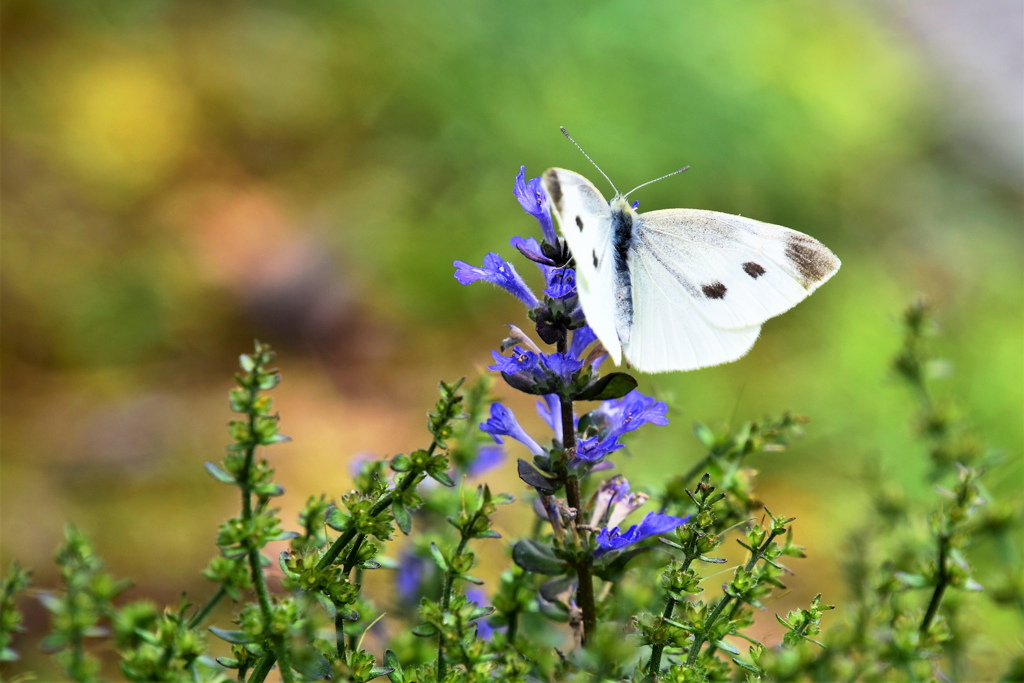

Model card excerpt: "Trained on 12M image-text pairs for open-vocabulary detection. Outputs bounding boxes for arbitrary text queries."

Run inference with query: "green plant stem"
[248,653,275,683]
[920,534,949,635]
[187,585,226,629]
[239,373,291,683]
[255,385,460,680]
[240,413,274,632]
[559,394,597,646]
[645,596,679,679]
[436,506,485,680]
[685,530,781,667]
[646,528,705,678]
[318,432,446,571]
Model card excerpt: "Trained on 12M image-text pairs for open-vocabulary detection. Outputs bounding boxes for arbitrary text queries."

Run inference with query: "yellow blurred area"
[1,0,1021,676]
[52,57,196,197]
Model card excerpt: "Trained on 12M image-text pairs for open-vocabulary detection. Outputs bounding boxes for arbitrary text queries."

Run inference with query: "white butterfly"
[542,164,841,374]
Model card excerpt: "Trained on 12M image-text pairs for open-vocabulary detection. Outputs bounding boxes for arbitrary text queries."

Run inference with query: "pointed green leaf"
[393,500,412,535]
[512,540,567,575]
[428,542,449,572]
[384,650,404,683]
[575,372,637,401]
[204,462,236,484]
[209,627,253,644]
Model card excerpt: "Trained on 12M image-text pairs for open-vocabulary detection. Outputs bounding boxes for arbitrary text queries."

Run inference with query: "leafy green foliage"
[4,309,1020,681]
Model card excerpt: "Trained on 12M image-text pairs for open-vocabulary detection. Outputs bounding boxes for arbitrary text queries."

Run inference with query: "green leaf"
[204,462,236,484]
[209,627,253,644]
[694,423,716,449]
[369,666,397,681]
[384,650,404,683]
[325,508,348,532]
[253,483,285,497]
[428,542,449,572]
[411,623,438,637]
[500,371,547,395]
[430,470,455,487]
[575,372,638,401]
[291,650,332,680]
[517,459,559,493]
[894,572,930,589]
[512,540,568,575]
[714,639,740,655]
[393,500,412,535]
[390,453,411,472]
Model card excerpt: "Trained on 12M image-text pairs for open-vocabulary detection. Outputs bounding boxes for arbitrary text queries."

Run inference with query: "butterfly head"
[610,194,637,213]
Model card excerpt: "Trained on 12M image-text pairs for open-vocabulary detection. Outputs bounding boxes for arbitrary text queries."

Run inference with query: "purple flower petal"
[467,444,505,477]
[544,268,577,300]
[396,548,431,601]
[511,236,556,267]
[570,325,598,359]
[595,389,669,442]
[536,394,563,440]
[480,402,543,456]
[542,352,584,385]
[595,512,689,558]
[575,434,624,463]
[488,346,541,376]
[453,253,539,308]
[514,166,556,244]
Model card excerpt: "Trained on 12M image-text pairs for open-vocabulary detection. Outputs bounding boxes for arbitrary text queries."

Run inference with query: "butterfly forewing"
[634,209,841,330]
[542,168,622,363]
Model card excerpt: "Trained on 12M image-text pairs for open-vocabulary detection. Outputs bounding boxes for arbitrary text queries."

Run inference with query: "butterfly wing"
[633,209,841,330]
[627,239,762,372]
[542,168,622,363]
[623,209,840,373]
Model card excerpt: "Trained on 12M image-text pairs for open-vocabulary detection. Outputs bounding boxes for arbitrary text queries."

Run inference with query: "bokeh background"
[2,0,1022,676]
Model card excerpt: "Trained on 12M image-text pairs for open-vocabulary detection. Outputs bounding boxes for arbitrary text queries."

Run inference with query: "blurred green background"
[2,0,1021,675]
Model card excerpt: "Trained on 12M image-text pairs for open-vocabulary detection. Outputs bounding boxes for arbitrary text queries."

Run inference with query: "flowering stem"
[559,394,597,645]
[685,530,782,667]
[236,376,292,683]
[646,522,704,678]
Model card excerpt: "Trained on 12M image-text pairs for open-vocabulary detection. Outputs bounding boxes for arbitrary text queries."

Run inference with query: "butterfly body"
[542,168,841,373]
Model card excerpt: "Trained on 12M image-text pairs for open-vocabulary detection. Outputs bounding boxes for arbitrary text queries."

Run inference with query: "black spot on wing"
[701,282,727,299]
[575,215,584,231]
[592,251,599,268]
[785,235,833,285]
[743,262,766,279]
[542,169,563,212]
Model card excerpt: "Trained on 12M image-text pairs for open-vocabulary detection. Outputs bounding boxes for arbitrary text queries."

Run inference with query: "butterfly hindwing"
[542,168,622,363]
[634,209,841,331]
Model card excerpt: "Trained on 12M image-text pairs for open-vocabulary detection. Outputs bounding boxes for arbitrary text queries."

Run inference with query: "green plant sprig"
[644,475,727,679]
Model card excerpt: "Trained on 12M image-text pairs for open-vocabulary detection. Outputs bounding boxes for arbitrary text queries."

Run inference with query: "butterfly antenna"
[560,127,619,195]
[623,166,690,198]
